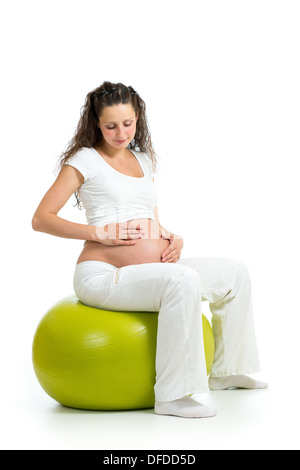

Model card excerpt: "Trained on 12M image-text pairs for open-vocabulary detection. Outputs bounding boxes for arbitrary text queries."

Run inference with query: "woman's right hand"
[95,222,145,246]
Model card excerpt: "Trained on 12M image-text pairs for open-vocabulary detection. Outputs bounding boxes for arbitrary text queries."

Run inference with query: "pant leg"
[73,260,209,402]
[177,257,260,377]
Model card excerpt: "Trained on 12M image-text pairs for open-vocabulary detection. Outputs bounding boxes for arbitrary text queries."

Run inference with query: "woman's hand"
[161,233,184,263]
[95,222,144,246]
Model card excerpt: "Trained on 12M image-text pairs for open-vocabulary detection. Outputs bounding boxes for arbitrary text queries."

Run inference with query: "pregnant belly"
[76,219,171,268]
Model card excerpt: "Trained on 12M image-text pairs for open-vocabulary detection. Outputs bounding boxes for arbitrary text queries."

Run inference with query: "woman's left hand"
[161,233,184,263]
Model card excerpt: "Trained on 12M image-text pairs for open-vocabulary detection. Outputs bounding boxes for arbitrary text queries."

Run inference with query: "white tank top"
[65,147,158,227]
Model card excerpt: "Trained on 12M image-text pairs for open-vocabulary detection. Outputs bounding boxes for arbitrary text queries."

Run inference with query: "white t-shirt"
[65,147,159,227]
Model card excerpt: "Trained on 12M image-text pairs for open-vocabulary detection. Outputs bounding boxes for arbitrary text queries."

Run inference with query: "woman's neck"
[96,141,128,159]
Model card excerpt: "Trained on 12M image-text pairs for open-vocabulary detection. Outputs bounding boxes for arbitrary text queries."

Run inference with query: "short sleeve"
[64,148,91,182]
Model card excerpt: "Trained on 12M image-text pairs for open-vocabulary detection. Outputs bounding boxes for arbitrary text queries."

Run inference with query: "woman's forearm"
[159,224,183,243]
[158,224,174,240]
[32,213,97,242]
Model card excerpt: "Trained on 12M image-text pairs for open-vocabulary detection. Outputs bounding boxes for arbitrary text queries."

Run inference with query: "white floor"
[3,269,300,451]
[3,365,299,450]
[3,293,300,451]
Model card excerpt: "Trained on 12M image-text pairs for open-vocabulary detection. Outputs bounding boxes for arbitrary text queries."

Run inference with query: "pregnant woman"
[32,81,267,418]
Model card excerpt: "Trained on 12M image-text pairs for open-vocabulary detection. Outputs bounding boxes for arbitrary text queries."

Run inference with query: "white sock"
[154,396,217,418]
[209,375,268,390]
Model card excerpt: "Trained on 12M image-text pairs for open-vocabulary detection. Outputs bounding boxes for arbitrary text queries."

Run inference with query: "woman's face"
[98,103,138,150]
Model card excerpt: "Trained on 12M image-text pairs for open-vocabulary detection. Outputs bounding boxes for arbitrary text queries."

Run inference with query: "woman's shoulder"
[69,146,95,158]
[66,146,99,165]
[64,147,99,182]
[134,149,155,177]
[131,147,148,162]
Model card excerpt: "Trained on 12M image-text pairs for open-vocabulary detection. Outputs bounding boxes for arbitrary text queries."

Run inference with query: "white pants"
[73,257,260,402]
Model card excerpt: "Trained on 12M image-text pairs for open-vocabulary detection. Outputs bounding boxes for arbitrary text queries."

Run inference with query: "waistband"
[73,260,117,289]
[76,260,117,269]
[74,260,117,276]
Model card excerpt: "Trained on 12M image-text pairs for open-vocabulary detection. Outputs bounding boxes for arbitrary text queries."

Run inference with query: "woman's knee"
[230,259,252,292]
[166,264,202,297]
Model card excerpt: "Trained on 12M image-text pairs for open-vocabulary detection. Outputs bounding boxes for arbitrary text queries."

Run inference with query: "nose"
[116,129,127,140]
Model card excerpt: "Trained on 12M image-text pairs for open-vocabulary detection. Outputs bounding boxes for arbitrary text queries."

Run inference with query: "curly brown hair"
[55,81,158,208]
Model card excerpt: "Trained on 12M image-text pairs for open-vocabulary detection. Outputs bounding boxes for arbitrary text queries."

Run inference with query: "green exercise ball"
[32,295,215,411]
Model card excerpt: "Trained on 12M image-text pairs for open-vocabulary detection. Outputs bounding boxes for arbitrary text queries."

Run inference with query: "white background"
[1,0,299,450]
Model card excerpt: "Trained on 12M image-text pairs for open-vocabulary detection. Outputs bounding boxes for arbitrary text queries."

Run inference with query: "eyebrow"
[103,118,135,124]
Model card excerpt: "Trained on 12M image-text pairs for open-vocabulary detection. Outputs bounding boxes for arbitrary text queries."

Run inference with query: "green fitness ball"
[32,295,215,411]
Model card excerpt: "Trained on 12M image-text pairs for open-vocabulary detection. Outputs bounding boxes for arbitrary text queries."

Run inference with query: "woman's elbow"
[32,211,57,232]
[32,214,41,231]
[32,212,47,231]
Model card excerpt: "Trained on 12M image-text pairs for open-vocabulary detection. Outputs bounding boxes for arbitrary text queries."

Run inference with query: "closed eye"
[106,123,133,130]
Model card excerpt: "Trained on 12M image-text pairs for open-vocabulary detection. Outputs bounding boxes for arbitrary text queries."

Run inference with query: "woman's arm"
[153,206,173,240]
[152,177,184,262]
[32,165,143,245]
[153,204,184,263]
[152,177,174,239]
[32,165,98,241]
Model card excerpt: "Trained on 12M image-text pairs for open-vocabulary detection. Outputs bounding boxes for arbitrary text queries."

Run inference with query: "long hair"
[55,81,158,208]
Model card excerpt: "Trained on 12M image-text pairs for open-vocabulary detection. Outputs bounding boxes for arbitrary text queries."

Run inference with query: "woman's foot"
[209,375,268,390]
[154,396,217,418]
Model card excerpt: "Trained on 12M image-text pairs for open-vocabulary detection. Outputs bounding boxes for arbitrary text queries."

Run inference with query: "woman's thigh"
[74,260,200,312]
[177,256,248,302]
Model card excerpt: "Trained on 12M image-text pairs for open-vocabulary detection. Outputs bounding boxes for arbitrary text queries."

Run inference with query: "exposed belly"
[76,218,171,268]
